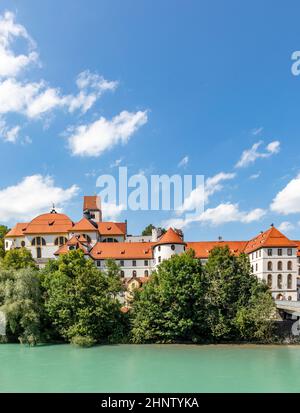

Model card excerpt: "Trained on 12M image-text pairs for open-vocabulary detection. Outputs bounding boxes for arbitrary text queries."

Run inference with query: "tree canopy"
[1,248,37,270]
[0,225,9,258]
[41,250,127,346]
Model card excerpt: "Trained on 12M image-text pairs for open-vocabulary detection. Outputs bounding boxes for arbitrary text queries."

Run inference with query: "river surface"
[0,344,300,392]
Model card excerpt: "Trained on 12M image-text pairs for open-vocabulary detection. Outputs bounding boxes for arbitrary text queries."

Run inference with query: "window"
[276,294,283,300]
[277,261,282,271]
[251,265,254,273]
[144,260,148,266]
[277,274,282,289]
[288,296,292,301]
[54,236,67,246]
[259,250,261,257]
[120,260,124,267]
[144,270,149,277]
[132,260,136,267]
[120,270,125,278]
[267,249,272,256]
[5,241,8,248]
[256,251,258,258]
[171,244,175,251]
[90,213,95,219]
[267,261,273,271]
[278,248,282,256]
[36,247,42,259]
[132,270,137,277]
[255,263,258,271]
[158,246,161,251]
[288,261,293,271]
[82,234,92,243]
[31,237,46,246]
[288,274,292,289]
[252,253,254,260]
[158,256,161,263]
[96,260,101,267]
[21,241,25,247]
[103,237,118,243]
[267,274,272,288]
[287,248,292,256]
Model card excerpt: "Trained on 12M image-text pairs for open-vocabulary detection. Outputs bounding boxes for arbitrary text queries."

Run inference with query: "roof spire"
[50,202,57,214]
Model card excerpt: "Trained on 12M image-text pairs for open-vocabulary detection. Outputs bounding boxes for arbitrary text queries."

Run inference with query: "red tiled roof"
[244,226,297,254]
[155,228,186,245]
[54,235,89,255]
[24,213,73,234]
[5,223,28,237]
[97,222,126,236]
[187,241,248,258]
[90,242,154,260]
[83,196,100,210]
[71,217,97,232]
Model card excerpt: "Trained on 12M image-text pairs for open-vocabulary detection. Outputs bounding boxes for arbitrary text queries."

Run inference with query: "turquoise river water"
[0,344,300,392]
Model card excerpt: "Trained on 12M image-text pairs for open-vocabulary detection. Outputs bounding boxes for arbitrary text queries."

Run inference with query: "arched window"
[267,261,272,271]
[267,274,272,288]
[120,270,125,278]
[132,270,137,278]
[144,270,149,277]
[276,294,283,300]
[54,236,68,246]
[158,246,161,252]
[288,274,292,289]
[31,237,46,246]
[287,261,292,271]
[277,274,282,289]
[277,261,282,271]
[171,244,175,251]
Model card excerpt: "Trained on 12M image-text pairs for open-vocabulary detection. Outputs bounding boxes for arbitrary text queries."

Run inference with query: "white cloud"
[0,118,21,143]
[163,203,266,229]
[177,172,236,214]
[0,11,38,77]
[270,174,300,214]
[0,71,117,120]
[0,175,79,222]
[178,155,189,168]
[101,202,125,221]
[110,158,123,168]
[278,221,295,233]
[67,110,148,157]
[252,127,263,136]
[235,140,280,168]
[249,172,261,180]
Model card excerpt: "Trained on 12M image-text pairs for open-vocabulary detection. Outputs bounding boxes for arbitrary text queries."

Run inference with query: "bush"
[71,335,96,347]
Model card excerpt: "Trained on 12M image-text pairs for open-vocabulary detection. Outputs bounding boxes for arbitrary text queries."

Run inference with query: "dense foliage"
[131,250,208,343]
[130,247,275,343]
[0,244,276,346]
[142,224,166,236]
[41,251,127,345]
[0,225,9,258]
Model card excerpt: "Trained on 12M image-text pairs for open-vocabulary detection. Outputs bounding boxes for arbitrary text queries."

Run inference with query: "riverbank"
[1,344,300,392]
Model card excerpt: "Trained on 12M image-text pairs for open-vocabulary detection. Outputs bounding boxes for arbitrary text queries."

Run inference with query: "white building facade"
[4,196,300,301]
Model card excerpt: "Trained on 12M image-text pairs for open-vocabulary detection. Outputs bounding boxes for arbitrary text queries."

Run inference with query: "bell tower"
[83,195,102,222]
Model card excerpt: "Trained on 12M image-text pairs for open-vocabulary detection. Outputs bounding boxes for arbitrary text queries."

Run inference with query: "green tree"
[131,250,208,343]
[0,225,9,258]
[1,248,37,270]
[105,259,124,298]
[142,224,166,236]
[41,250,127,345]
[0,267,42,345]
[205,246,275,341]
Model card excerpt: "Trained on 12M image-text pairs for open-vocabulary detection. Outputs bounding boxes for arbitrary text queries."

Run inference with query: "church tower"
[83,195,102,222]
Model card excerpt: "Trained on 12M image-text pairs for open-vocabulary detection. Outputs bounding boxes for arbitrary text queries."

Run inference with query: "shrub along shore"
[0,246,279,346]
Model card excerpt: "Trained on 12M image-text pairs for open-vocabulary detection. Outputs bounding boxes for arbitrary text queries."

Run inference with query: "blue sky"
[1,0,300,241]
